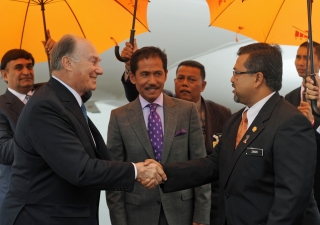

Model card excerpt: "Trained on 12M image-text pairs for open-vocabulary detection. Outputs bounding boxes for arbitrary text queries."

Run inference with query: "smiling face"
[174,66,206,103]
[1,58,34,94]
[69,40,103,95]
[130,56,167,103]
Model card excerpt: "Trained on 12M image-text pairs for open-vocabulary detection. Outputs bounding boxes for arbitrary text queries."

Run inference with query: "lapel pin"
[252,126,257,132]
[243,135,250,144]
[212,134,219,148]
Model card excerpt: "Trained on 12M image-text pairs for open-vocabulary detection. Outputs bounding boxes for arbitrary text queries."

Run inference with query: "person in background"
[285,41,320,212]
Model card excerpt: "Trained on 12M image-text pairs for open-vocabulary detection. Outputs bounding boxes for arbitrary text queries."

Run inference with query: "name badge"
[245,147,263,156]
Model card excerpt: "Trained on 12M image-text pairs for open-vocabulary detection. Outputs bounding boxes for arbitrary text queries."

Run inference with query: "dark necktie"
[147,103,163,162]
[81,103,88,123]
[235,110,248,148]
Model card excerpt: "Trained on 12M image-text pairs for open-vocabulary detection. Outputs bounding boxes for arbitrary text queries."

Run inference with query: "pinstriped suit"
[106,94,211,225]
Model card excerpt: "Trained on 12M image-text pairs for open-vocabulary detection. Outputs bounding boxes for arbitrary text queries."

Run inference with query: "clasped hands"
[135,159,166,189]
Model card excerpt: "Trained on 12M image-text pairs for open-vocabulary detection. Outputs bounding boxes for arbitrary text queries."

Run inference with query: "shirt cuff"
[132,163,137,179]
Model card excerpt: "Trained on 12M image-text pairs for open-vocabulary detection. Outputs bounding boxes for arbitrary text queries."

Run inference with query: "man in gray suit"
[106,46,211,225]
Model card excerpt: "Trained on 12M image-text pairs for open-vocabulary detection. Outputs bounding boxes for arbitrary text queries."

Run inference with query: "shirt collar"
[245,92,276,127]
[52,76,82,107]
[8,87,33,103]
[139,93,164,109]
[196,97,202,112]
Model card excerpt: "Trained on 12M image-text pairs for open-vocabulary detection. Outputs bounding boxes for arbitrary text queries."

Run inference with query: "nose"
[22,66,31,75]
[148,74,156,84]
[182,77,188,86]
[95,63,103,76]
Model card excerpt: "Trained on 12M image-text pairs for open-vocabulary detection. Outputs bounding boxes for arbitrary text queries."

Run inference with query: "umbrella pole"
[306,0,320,115]
[114,0,139,62]
[40,0,51,77]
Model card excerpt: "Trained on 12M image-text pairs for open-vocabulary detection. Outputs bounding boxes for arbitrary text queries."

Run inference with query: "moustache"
[145,85,160,91]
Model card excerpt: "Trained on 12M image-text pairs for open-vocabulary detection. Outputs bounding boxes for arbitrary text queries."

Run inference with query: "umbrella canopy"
[207,0,320,46]
[0,0,150,63]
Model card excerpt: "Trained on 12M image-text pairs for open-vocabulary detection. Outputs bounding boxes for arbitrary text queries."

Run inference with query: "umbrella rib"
[20,0,31,48]
[114,0,150,32]
[264,0,286,43]
[208,0,236,26]
[63,0,86,38]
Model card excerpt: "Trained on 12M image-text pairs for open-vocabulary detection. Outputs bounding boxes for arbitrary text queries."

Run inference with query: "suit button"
[225,194,229,199]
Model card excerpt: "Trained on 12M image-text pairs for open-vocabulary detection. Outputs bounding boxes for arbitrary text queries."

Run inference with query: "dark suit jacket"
[0,78,135,225]
[122,75,231,224]
[0,90,24,208]
[285,87,320,212]
[106,94,211,225]
[162,93,320,225]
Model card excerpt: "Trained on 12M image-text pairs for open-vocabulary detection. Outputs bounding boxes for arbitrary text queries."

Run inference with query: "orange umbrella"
[0,0,150,63]
[206,0,320,46]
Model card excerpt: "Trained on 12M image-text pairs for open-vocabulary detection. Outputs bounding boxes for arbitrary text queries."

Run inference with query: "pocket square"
[174,129,187,137]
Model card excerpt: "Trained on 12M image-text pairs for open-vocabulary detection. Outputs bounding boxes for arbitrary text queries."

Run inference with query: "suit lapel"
[47,78,98,156]
[127,98,155,159]
[204,97,219,148]
[5,89,25,117]
[222,93,281,188]
[291,87,301,107]
[161,95,178,164]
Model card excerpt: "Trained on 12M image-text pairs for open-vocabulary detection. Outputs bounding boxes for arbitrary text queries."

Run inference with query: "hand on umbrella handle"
[42,29,56,58]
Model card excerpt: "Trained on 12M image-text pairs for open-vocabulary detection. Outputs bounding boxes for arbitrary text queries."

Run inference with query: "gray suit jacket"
[106,94,211,225]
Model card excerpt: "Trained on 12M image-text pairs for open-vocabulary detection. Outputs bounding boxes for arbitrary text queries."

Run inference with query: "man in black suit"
[0,34,166,225]
[285,42,320,211]
[0,49,37,209]
[120,42,231,225]
[145,43,319,225]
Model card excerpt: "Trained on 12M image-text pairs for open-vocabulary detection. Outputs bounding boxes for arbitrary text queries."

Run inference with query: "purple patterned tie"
[148,103,163,162]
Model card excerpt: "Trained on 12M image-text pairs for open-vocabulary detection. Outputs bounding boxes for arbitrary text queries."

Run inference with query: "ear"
[254,72,265,88]
[201,80,207,92]
[164,69,168,81]
[129,71,136,84]
[1,70,8,82]
[61,56,73,72]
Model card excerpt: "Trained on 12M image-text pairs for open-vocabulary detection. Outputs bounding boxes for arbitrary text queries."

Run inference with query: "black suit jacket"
[162,93,319,225]
[285,87,320,212]
[0,90,24,208]
[0,78,135,225]
[122,75,231,224]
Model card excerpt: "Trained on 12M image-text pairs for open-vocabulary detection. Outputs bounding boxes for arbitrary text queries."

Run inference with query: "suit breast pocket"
[240,156,265,180]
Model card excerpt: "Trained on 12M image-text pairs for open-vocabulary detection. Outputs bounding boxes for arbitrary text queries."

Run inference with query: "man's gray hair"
[51,34,80,71]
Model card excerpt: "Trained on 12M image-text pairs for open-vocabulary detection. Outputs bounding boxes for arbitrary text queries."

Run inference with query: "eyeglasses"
[233,70,257,76]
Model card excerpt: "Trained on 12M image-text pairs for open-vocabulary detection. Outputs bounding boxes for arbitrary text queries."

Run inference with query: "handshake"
[135,159,167,189]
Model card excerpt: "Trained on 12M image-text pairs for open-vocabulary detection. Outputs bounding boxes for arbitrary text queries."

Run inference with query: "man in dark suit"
[106,46,211,225]
[145,43,319,225]
[0,34,166,225]
[120,42,231,225]
[0,49,37,209]
[285,42,320,211]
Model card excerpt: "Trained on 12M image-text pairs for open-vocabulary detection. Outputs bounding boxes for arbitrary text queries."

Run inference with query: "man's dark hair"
[130,46,167,75]
[1,49,35,70]
[299,41,320,48]
[237,43,282,92]
[176,60,206,80]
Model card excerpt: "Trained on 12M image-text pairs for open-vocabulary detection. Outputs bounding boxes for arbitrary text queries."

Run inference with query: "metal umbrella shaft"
[115,0,139,62]
[40,0,51,77]
[307,0,320,115]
